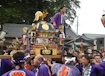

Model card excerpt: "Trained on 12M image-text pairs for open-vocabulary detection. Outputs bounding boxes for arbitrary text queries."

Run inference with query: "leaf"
[0,0,80,24]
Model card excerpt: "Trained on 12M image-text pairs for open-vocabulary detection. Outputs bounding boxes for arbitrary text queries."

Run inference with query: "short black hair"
[0,50,5,55]
[82,55,90,63]
[13,52,24,60]
[66,53,74,57]
[13,52,25,65]
[31,56,35,60]
[94,55,101,58]
[75,56,78,63]
[60,5,65,10]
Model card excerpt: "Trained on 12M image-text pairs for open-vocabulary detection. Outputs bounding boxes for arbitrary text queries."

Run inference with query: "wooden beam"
[0,55,11,59]
[31,55,61,59]
[0,55,61,59]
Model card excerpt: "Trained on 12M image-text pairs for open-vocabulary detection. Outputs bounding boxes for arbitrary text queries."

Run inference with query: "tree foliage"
[0,0,80,25]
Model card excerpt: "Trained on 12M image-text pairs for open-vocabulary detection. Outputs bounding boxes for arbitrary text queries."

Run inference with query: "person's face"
[31,60,34,66]
[61,7,66,14]
[63,7,66,13]
[92,53,96,59]
[94,56,101,63]
[74,52,79,57]
[70,61,75,65]
[88,54,92,58]
[81,57,89,66]
[79,52,84,59]
[34,56,41,67]
[102,52,105,58]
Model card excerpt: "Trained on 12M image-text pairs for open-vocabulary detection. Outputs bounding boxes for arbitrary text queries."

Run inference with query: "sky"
[71,0,105,35]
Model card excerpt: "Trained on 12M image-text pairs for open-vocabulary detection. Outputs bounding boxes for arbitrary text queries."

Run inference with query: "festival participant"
[25,56,35,70]
[47,53,81,76]
[75,57,83,75]
[64,53,82,75]
[102,51,105,60]
[30,57,35,68]
[24,49,31,70]
[73,50,80,58]
[0,58,12,76]
[24,55,31,70]
[81,55,103,76]
[99,52,105,76]
[2,52,34,76]
[50,5,66,35]
[94,55,102,64]
[100,60,105,76]
[31,56,37,74]
[92,50,99,59]
[78,51,84,59]
[0,50,13,76]
[33,55,51,76]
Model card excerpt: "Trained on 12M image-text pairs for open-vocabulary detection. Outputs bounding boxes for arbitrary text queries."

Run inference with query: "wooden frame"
[0,55,61,59]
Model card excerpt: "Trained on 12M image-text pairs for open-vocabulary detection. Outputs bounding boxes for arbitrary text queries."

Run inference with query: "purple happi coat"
[2,68,35,76]
[38,63,51,76]
[100,61,105,76]
[31,67,38,76]
[51,63,81,76]
[90,64,103,76]
[50,12,61,30]
[31,63,51,76]
[75,63,83,75]
[0,59,12,76]
[50,12,66,34]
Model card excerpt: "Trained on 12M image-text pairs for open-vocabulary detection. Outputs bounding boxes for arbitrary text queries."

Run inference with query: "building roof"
[74,42,91,47]
[3,23,31,38]
[3,23,78,39]
[82,33,105,39]
[66,27,78,39]
[65,35,94,46]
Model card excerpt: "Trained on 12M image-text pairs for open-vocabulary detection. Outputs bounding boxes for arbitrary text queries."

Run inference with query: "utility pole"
[77,16,79,34]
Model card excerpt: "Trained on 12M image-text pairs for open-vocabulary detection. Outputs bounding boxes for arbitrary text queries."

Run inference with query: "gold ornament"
[42,10,48,20]
[33,11,43,22]
[32,23,36,29]
[42,50,51,55]
[37,23,40,29]
[56,29,59,33]
[40,21,47,25]
[42,24,49,30]
[23,27,28,33]
[51,24,54,29]
[33,10,48,22]
[59,25,64,32]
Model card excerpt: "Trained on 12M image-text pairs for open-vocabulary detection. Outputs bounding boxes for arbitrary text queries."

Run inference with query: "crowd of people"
[0,46,105,76]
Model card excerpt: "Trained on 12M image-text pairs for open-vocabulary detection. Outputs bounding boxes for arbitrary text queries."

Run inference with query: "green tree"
[0,0,80,25]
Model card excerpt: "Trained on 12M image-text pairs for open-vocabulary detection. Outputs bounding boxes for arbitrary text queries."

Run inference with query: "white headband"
[24,54,30,59]
[65,57,76,64]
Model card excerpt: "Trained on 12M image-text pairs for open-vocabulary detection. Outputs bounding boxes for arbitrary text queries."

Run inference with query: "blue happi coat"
[31,63,51,76]
[0,59,12,76]
[2,68,34,76]
[51,63,81,76]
